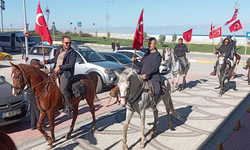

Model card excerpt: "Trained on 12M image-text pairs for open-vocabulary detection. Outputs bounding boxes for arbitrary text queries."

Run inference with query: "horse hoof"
[46,145,53,149]
[218,94,222,97]
[66,134,71,140]
[90,127,95,132]
[123,144,128,150]
[139,142,145,148]
[45,136,51,142]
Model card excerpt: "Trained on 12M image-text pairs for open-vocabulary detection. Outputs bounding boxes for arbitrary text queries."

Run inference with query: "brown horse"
[10,63,98,149]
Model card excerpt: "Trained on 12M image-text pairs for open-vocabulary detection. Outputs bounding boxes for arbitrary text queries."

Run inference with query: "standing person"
[111,40,115,51]
[21,44,26,60]
[28,59,49,130]
[174,38,190,72]
[132,37,162,110]
[116,40,120,50]
[43,35,76,115]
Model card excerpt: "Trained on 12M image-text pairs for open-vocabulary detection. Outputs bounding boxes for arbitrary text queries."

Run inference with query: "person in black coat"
[116,40,120,50]
[44,35,76,115]
[111,40,115,51]
[132,37,162,111]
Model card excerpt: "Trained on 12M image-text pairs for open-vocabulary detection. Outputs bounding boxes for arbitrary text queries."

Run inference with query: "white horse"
[115,69,180,150]
[165,49,190,92]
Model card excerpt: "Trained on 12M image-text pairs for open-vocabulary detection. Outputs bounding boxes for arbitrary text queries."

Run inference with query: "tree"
[143,32,147,41]
[158,34,166,45]
[172,33,177,43]
[107,32,111,38]
[78,30,83,39]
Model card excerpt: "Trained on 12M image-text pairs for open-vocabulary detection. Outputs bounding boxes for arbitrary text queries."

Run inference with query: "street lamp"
[106,1,114,34]
[52,22,55,41]
[93,23,95,35]
[0,0,5,32]
[70,22,72,33]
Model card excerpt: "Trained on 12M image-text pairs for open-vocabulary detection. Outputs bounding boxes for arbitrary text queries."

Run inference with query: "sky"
[3,0,250,35]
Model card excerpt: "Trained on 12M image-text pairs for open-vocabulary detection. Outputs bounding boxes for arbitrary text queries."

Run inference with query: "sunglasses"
[64,42,71,45]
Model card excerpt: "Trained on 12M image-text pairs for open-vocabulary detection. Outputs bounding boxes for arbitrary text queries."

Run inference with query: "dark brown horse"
[231,53,241,79]
[10,63,98,149]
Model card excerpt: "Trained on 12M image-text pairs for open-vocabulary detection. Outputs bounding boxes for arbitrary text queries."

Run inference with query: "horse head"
[115,69,143,106]
[10,62,29,96]
[218,53,226,66]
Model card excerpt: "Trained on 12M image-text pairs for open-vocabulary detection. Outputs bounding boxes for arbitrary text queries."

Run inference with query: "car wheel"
[96,75,103,94]
[4,56,10,60]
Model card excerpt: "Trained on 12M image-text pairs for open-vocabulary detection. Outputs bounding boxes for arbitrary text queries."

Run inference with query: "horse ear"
[114,70,120,78]
[9,62,19,70]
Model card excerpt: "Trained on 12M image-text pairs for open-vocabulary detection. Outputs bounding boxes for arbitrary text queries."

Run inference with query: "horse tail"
[88,72,99,101]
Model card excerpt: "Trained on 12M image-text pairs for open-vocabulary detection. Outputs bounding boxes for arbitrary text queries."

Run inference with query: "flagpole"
[187,42,190,59]
[131,49,136,69]
[241,28,248,64]
[42,37,46,72]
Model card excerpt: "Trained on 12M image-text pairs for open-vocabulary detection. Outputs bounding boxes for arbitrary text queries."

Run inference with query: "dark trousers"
[152,81,161,95]
[27,91,40,128]
[60,73,69,92]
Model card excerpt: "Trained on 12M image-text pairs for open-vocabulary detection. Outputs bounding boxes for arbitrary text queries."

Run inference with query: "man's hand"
[43,60,47,64]
[54,66,60,73]
[187,48,190,53]
[132,57,136,62]
[141,74,147,80]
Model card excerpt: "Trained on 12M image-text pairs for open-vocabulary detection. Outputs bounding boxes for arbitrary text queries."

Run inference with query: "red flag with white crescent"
[209,27,222,39]
[132,9,143,50]
[224,3,239,26]
[229,19,243,32]
[35,2,52,45]
[183,28,193,43]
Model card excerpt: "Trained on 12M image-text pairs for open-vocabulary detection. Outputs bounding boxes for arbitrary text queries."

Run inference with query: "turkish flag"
[224,8,238,26]
[209,27,222,39]
[35,2,52,45]
[229,19,243,32]
[132,9,143,50]
[183,28,193,42]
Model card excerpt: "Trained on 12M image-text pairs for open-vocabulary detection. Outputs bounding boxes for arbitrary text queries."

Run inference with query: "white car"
[115,50,145,62]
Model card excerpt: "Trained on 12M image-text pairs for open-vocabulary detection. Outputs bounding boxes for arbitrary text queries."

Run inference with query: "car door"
[74,51,86,75]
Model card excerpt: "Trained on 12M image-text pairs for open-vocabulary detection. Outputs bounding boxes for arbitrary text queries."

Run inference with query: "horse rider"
[44,35,76,115]
[173,38,190,73]
[212,37,233,74]
[228,36,238,65]
[132,37,162,111]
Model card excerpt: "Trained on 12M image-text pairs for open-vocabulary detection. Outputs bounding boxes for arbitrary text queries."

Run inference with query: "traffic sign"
[77,22,82,29]
[25,32,29,38]
[246,32,250,38]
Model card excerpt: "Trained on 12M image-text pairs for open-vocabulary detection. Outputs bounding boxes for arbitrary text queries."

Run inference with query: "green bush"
[172,33,177,43]
[159,34,166,45]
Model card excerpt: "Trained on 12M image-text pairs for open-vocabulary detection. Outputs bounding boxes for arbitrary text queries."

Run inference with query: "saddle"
[54,74,87,98]
[146,80,167,98]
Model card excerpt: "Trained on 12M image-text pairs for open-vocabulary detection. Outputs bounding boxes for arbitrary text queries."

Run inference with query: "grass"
[38,35,250,55]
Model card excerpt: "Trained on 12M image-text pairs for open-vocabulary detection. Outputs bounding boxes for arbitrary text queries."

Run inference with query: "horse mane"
[19,63,48,80]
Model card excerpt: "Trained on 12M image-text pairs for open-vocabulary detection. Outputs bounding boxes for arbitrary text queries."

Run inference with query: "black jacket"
[47,46,76,79]
[135,50,162,82]
[216,44,232,60]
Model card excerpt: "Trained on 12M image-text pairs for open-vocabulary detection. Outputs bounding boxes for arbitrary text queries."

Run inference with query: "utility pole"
[23,0,28,59]
[0,0,5,32]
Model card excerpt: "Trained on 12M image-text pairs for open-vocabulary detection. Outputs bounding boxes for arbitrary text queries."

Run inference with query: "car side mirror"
[76,58,83,64]
[0,76,5,80]
[136,57,141,61]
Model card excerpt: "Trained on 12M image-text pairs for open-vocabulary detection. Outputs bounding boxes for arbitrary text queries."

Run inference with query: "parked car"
[0,76,29,128]
[99,52,140,70]
[0,47,12,60]
[0,32,36,52]
[115,50,145,62]
[118,46,149,54]
[26,45,125,93]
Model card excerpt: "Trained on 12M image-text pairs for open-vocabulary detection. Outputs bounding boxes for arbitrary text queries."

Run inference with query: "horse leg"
[106,96,112,107]
[139,110,146,148]
[66,102,79,140]
[37,112,51,142]
[162,97,173,130]
[46,109,56,149]
[123,110,134,150]
[116,95,120,105]
[248,69,250,85]
[86,97,96,131]
[176,74,180,88]
[171,74,174,93]
[180,75,186,91]
[150,107,158,138]
[219,77,225,97]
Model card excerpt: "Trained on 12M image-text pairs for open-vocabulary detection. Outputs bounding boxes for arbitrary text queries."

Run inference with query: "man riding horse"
[132,37,162,111]
[44,35,76,115]
[173,38,190,75]
[212,37,233,75]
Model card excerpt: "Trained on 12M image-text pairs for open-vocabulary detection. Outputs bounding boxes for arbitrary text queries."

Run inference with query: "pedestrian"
[132,37,162,111]
[44,35,76,115]
[173,38,190,73]
[28,59,49,130]
[116,40,120,50]
[111,40,115,51]
[21,44,26,60]
[0,131,17,150]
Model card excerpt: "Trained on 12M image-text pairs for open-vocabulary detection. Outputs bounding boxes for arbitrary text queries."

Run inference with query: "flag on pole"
[132,9,144,50]
[35,2,52,45]
[183,28,193,42]
[209,27,222,39]
[229,19,243,32]
[224,2,239,26]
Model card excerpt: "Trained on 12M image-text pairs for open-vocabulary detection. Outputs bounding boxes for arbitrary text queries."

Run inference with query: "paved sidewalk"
[7,73,249,150]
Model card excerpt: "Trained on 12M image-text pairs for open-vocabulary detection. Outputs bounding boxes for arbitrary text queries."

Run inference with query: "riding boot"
[62,90,74,115]
[153,94,160,111]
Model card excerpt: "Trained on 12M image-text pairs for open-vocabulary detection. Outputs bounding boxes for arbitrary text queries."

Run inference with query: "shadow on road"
[0,65,11,69]
[53,143,79,150]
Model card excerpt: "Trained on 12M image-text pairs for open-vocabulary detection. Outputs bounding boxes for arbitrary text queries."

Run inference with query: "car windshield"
[79,50,106,62]
[20,37,34,43]
[0,77,5,84]
[112,53,131,63]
